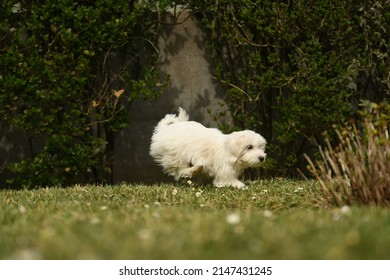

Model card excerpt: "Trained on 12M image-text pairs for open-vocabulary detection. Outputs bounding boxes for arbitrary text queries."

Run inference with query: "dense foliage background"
[189,0,390,174]
[0,0,169,186]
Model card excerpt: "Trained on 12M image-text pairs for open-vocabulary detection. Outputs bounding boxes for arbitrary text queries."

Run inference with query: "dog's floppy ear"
[225,132,244,157]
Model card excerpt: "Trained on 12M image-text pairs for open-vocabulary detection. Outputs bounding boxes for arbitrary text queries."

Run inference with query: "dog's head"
[226,130,267,168]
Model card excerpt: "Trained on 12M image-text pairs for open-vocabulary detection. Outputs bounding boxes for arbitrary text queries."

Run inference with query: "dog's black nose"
[259,156,265,162]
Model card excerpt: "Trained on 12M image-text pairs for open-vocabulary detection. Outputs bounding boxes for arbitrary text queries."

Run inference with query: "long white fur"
[149,108,267,188]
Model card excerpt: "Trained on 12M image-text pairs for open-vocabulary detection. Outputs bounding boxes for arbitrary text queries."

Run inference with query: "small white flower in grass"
[226,213,241,225]
[90,217,101,225]
[100,206,108,211]
[333,205,352,221]
[187,180,194,186]
[294,187,303,193]
[18,205,26,214]
[154,201,161,206]
[11,249,42,260]
[144,204,150,209]
[340,205,352,215]
[138,228,151,240]
[332,213,341,221]
[194,189,203,197]
[263,210,273,218]
[172,189,178,196]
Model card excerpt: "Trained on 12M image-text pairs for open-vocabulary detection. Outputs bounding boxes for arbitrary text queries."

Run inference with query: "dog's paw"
[213,179,247,189]
[237,184,248,190]
[231,181,247,189]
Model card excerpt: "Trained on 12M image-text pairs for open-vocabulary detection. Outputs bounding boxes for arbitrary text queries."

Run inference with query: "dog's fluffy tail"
[156,107,189,129]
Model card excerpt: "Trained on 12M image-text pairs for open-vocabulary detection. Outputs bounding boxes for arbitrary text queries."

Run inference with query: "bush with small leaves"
[0,1,170,187]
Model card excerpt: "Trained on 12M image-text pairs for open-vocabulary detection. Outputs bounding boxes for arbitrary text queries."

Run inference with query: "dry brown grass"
[305,104,390,207]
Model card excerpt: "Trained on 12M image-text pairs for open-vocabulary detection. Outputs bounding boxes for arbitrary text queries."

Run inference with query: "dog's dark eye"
[246,145,254,150]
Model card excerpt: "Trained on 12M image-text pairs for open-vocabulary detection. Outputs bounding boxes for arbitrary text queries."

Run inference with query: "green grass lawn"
[1,179,390,260]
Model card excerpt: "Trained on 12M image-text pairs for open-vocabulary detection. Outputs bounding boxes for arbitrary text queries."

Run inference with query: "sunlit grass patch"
[1,180,390,260]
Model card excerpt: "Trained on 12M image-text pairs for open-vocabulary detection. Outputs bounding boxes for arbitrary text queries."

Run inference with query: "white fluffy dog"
[149,108,267,188]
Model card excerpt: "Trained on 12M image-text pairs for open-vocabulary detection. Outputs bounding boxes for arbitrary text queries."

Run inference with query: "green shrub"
[0,1,169,187]
[189,0,390,174]
[306,103,390,207]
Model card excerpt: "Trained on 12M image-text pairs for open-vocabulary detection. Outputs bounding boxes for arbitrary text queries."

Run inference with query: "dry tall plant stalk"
[305,106,390,207]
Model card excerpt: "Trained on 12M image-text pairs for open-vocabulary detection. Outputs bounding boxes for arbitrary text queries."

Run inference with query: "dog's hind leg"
[179,165,203,178]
